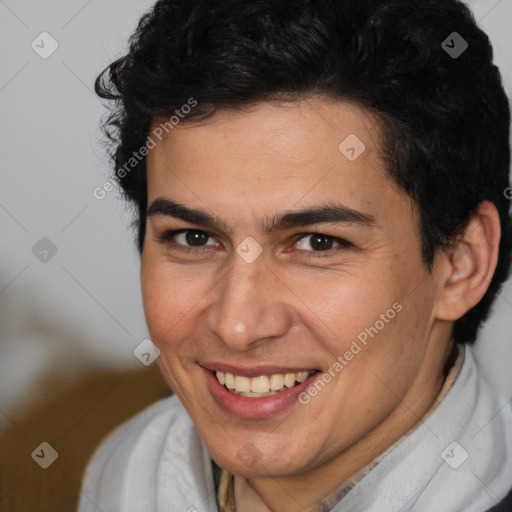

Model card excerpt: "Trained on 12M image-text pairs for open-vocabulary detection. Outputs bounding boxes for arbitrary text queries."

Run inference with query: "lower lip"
[203,368,320,419]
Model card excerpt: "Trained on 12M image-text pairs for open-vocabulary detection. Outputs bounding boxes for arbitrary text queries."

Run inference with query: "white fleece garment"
[78,345,512,512]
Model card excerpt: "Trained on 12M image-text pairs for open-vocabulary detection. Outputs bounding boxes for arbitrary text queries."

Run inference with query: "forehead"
[145,98,409,228]
[149,98,382,165]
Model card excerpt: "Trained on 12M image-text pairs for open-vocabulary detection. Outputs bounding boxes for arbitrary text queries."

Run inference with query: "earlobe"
[435,201,501,322]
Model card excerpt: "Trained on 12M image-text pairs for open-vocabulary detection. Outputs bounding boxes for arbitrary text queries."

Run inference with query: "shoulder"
[78,395,189,511]
[486,485,512,512]
[87,394,185,468]
[453,346,512,510]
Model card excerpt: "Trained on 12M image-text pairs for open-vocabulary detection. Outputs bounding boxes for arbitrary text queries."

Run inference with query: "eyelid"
[157,228,217,246]
[294,232,353,249]
[157,228,352,255]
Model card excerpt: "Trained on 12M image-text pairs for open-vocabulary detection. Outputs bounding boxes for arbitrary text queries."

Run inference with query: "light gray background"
[1,0,511,420]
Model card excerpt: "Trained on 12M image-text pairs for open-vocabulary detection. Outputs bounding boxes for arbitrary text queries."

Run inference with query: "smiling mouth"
[214,370,317,397]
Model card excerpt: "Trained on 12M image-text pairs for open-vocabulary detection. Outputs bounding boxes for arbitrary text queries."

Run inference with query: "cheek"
[286,267,398,348]
[289,259,429,399]
[140,257,209,348]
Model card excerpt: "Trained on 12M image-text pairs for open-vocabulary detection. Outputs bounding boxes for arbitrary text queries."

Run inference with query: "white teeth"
[296,371,308,383]
[225,372,235,390]
[284,373,296,388]
[239,391,276,398]
[251,375,270,393]
[270,374,284,391]
[215,370,313,396]
[234,375,251,393]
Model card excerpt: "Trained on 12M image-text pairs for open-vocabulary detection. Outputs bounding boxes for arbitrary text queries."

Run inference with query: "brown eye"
[309,234,334,251]
[295,233,352,253]
[185,230,210,246]
[159,229,217,248]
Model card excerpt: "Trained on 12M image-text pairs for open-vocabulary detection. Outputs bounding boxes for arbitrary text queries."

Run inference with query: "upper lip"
[201,362,319,378]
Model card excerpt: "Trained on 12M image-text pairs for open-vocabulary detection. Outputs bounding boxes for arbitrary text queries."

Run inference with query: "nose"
[205,254,293,351]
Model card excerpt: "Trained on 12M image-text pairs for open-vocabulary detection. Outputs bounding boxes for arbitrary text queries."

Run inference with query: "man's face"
[141,99,448,478]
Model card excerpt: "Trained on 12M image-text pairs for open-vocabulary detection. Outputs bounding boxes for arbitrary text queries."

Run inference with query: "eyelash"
[157,229,353,257]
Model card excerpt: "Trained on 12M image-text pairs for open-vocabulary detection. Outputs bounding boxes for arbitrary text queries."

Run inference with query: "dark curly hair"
[95,0,511,344]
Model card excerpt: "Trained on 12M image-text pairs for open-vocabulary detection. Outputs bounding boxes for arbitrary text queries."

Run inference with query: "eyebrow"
[146,198,376,233]
[147,198,231,233]
[265,204,376,231]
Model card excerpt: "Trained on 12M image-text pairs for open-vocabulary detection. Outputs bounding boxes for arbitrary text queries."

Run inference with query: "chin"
[207,438,309,479]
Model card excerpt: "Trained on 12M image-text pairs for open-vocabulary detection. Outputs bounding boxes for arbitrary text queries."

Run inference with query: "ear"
[434,201,501,322]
